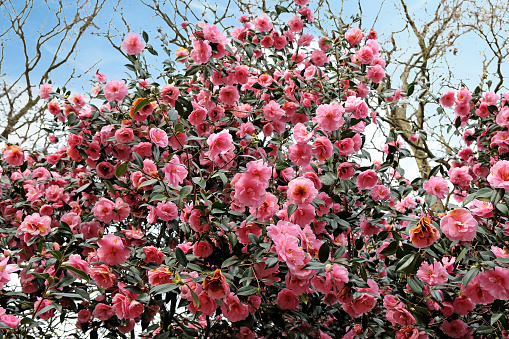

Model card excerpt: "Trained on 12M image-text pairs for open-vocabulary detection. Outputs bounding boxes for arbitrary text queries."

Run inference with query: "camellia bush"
[1,1,509,338]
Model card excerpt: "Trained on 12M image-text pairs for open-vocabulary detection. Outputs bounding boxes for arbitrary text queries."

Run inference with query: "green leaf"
[381,241,399,256]
[178,185,193,201]
[319,172,336,186]
[35,304,55,318]
[192,177,206,189]
[396,253,416,272]
[497,203,509,216]
[407,277,423,294]
[133,152,144,168]
[125,285,144,295]
[150,283,178,295]
[104,180,116,194]
[455,247,468,266]
[407,83,415,96]
[359,266,367,282]
[318,242,330,263]
[116,162,128,177]
[149,194,168,202]
[64,265,90,282]
[236,286,258,296]
[51,292,85,300]
[142,31,149,43]
[175,247,188,267]
[185,65,201,76]
[476,325,494,334]
[76,182,91,194]
[463,267,479,287]
[221,257,239,268]
[491,313,503,325]
[49,250,63,261]
[139,178,158,188]
[491,188,505,205]
[287,204,298,218]
[131,98,150,116]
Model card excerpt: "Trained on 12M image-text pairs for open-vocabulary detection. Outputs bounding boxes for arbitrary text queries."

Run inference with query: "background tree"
[0,0,107,147]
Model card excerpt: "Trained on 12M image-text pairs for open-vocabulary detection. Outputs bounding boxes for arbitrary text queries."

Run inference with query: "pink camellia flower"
[148,266,174,286]
[92,198,116,222]
[250,193,279,222]
[263,100,285,121]
[163,155,188,187]
[143,246,164,264]
[193,241,213,258]
[288,15,303,33]
[150,128,168,148]
[453,296,475,315]
[312,137,333,161]
[34,298,54,320]
[288,143,312,167]
[122,33,145,55]
[356,46,374,64]
[423,176,449,199]
[96,161,115,179]
[1,314,20,327]
[366,64,385,83]
[69,93,86,107]
[442,319,468,339]
[39,83,52,99]
[47,102,60,115]
[416,261,448,286]
[313,103,345,131]
[221,293,249,322]
[277,289,299,310]
[356,170,378,190]
[468,199,493,218]
[387,307,416,326]
[97,234,131,266]
[478,267,509,300]
[293,123,313,144]
[488,160,509,189]
[218,85,240,106]
[104,79,128,102]
[190,40,212,64]
[156,201,178,221]
[448,166,472,190]
[456,87,472,104]
[77,309,92,323]
[202,269,230,299]
[253,13,273,32]
[345,27,364,46]
[161,84,180,104]
[287,177,318,207]
[0,257,18,289]
[337,162,355,180]
[115,128,134,144]
[348,293,377,318]
[465,275,496,304]
[371,185,390,201]
[234,175,267,208]
[65,254,89,278]
[89,265,116,289]
[440,208,478,241]
[3,145,24,166]
[440,90,456,107]
[92,303,115,321]
[17,213,51,240]
[207,130,233,160]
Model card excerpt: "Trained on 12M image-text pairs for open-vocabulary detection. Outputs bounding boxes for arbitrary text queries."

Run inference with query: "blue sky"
[2,0,508,173]
[3,0,504,93]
